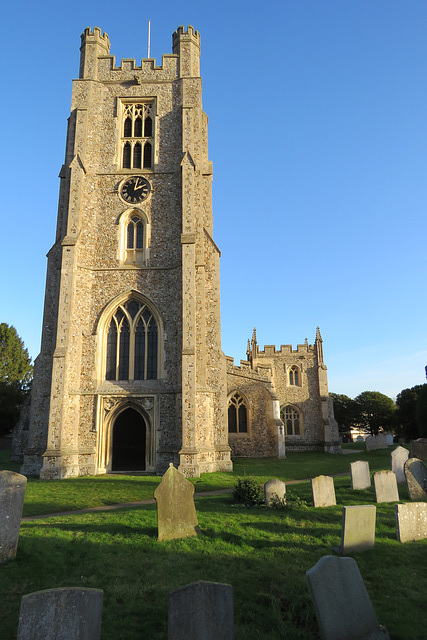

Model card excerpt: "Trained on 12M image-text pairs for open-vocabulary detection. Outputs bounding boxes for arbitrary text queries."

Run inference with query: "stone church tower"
[21,26,233,479]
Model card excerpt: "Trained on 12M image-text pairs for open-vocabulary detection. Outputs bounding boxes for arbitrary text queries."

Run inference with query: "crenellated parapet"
[225,356,272,382]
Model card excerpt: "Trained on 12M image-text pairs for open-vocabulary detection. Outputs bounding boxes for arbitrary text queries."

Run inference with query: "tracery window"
[121,103,154,169]
[280,405,302,436]
[106,299,158,381]
[228,392,248,434]
[289,365,301,387]
[120,211,147,266]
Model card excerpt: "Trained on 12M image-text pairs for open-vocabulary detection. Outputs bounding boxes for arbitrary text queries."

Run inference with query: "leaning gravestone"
[391,446,409,485]
[339,505,376,554]
[350,460,371,490]
[0,470,27,562]
[306,555,390,640]
[168,581,234,640]
[373,471,399,503]
[311,475,336,507]
[264,478,286,506]
[17,588,103,640]
[365,433,388,452]
[396,503,427,543]
[404,458,427,501]
[154,463,199,541]
[411,438,427,461]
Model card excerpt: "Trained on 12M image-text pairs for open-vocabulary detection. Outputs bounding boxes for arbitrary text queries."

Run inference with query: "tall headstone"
[0,470,27,562]
[168,581,234,640]
[373,471,399,503]
[391,446,409,485]
[17,588,103,640]
[264,479,286,506]
[154,464,199,541]
[396,503,427,543]
[306,556,390,640]
[340,505,376,554]
[404,458,427,500]
[311,475,336,507]
[365,433,388,452]
[411,438,427,461]
[350,460,371,490]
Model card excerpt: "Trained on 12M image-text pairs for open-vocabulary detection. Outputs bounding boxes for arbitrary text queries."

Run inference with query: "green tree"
[354,390,396,436]
[396,384,426,440]
[0,323,33,436]
[330,393,358,433]
[416,384,427,438]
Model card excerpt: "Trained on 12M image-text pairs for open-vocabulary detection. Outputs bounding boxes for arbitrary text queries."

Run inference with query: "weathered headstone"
[339,505,376,554]
[311,475,336,507]
[350,460,371,490]
[0,470,27,562]
[306,555,390,640]
[391,446,409,485]
[365,433,388,452]
[404,458,427,500]
[373,471,399,503]
[411,438,427,461]
[264,478,286,506]
[17,588,103,640]
[154,463,199,541]
[168,581,234,640]
[385,432,394,446]
[396,502,427,543]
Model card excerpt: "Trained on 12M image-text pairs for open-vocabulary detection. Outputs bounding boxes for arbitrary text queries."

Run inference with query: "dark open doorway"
[112,407,146,471]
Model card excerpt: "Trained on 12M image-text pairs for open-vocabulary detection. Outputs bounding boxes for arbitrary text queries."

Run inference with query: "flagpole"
[148,19,151,58]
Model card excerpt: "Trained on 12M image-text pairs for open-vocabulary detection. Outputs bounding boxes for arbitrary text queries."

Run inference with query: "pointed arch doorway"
[112,407,146,471]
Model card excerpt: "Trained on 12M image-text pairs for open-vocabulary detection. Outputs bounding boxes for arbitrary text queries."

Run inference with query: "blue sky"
[1,1,426,399]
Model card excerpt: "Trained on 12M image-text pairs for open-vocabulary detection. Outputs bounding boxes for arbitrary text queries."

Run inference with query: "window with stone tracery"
[228,392,248,434]
[106,299,158,381]
[121,103,154,170]
[288,365,301,387]
[280,405,302,436]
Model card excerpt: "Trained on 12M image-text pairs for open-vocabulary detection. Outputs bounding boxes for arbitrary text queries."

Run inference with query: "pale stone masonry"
[15,26,339,479]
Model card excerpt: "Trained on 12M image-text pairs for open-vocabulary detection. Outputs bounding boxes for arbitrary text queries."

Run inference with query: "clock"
[120,176,151,203]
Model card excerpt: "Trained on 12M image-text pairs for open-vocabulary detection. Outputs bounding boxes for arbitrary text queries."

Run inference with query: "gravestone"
[385,432,394,446]
[154,463,199,541]
[373,471,399,503]
[404,458,427,500]
[350,460,371,490]
[17,588,103,640]
[168,581,234,640]
[0,470,27,562]
[396,503,427,543]
[365,433,388,452]
[411,438,427,461]
[306,555,390,640]
[311,475,336,507]
[339,505,376,554]
[264,479,286,506]
[391,446,409,485]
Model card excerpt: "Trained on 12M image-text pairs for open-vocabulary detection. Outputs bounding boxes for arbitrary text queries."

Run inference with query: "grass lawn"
[1,446,426,639]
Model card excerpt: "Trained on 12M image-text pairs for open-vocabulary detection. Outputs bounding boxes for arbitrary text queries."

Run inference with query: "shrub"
[269,489,308,510]
[233,477,264,506]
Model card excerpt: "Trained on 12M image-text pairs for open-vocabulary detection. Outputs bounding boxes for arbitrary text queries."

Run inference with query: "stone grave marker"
[17,588,103,640]
[154,463,199,541]
[411,438,427,461]
[373,470,399,503]
[168,580,234,640]
[350,460,371,490]
[396,502,427,543]
[365,433,388,452]
[264,478,286,506]
[391,446,409,485]
[404,458,427,500]
[339,505,376,554]
[0,470,27,562]
[306,555,390,640]
[311,475,336,507]
[385,432,394,446]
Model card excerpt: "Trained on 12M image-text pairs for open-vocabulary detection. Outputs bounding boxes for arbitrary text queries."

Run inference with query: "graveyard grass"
[1,447,427,639]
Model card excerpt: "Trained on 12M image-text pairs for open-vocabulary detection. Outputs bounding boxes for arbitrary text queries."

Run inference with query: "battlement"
[96,54,179,82]
[81,27,111,51]
[226,356,272,382]
[256,343,315,357]
[172,25,200,47]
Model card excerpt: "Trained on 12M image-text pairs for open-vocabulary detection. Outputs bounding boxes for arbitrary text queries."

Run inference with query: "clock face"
[120,177,151,203]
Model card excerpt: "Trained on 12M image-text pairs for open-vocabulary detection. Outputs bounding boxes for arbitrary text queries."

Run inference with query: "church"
[14,26,339,479]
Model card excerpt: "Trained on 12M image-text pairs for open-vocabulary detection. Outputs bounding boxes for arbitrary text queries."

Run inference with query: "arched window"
[122,212,147,265]
[120,102,154,170]
[228,392,248,434]
[105,299,158,381]
[289,365,301,387]
[280,405,302,436]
